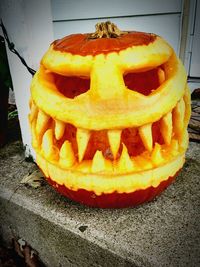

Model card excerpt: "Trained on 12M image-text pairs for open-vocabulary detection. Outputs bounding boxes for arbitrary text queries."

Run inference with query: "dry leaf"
[18,238,26,251]
[12,237,45,267]
[24,245,40,267]
[13,238,24,258]
[20,170,44,188]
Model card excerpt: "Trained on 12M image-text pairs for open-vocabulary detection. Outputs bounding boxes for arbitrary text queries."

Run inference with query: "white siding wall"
[183,0,200,91]
[51,0,183,54]
[51,0,182,20]
[53,15,181,54]
[189,0,200,77]
[0,0,54,157]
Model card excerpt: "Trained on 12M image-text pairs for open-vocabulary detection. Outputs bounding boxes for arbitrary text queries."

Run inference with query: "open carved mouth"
[30,90,188,174]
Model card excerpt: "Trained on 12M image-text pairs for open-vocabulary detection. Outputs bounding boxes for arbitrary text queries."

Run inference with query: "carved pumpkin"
[29,22,191,208]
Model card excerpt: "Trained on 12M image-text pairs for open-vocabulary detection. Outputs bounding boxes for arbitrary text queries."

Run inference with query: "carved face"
[29,22,191,208]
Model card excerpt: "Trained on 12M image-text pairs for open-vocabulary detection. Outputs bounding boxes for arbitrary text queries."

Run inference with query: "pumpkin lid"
[53,21,156,56]
[42,21,173,76]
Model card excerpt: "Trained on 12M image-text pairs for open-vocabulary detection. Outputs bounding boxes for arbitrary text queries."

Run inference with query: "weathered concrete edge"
[1,140,200,267]
[0,187,145,267]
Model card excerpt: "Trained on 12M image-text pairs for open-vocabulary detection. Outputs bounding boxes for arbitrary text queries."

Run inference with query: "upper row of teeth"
[30,97,185,170]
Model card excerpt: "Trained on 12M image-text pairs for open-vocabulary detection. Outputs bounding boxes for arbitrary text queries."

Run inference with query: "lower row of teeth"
[29,96,186,172]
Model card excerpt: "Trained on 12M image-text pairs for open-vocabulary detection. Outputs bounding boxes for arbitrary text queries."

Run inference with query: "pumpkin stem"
[89,21,128,39]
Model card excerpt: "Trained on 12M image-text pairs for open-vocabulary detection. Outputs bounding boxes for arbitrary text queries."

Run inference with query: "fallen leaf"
[12,237,45,267]
[18,238,26,251]
[13,238,24,258]
[24,245,40,267]
[20,169,45,188]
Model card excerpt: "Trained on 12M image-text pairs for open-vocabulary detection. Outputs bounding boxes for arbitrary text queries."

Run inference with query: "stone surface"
[0,140,200,267]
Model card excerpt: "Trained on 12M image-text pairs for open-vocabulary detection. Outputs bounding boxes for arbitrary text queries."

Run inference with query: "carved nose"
[89,56,125,99]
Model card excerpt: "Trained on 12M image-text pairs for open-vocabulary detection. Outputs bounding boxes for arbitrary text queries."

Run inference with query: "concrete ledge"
[0,141,200,267]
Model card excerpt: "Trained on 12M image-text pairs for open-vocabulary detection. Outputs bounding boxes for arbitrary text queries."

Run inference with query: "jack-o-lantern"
[29,21,191,208]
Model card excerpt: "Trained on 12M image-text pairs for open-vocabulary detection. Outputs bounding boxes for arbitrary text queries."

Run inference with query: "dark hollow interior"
[52,66,162,98]
[123,67,160,95]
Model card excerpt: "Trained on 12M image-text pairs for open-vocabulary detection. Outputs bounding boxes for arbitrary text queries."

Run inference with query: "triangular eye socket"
[53,73,90,98]
[50,67,164,98]
[124,67,163,96]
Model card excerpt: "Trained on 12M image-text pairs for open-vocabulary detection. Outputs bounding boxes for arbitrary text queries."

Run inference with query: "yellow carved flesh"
[42,129,54,158]
[117,144,134,172]
[36,110,50,137]
[158,67,165,84]
[170,139,179,156]
[91,150,106,173]
[151,143,164,166]
[55,120,65,140]
[76,128,91,162]
[173,98,185,136]
[59,140,75,168]
[107,129,122,159]
[160,111,172,145]
[29,102,38,122]
[36,151,185,195]
[139,123,153,152]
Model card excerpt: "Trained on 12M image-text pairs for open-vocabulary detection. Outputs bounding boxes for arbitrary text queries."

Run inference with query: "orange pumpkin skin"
[29,22,191,208]
[48,174,176,208]
[53,31,156,56]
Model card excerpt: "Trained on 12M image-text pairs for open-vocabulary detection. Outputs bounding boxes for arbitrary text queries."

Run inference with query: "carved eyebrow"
[41,46,93,76]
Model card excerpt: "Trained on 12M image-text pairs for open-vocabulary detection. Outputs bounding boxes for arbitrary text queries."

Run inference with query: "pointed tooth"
[36,153,49,178]
[36,110,50,136]
[179,129,188,150]
[91,150,105,172]
[170,139,179,156]
[158,68,165,84]
[59,141,75,168]
[55,120,65,140]
[107,129,121,159]
[160,112,172,145]
[76,128,91,162]
[139,123,153,152]
[42,129,54,158]
[76,161,91,173]
[173,98,185,135]
[29,102,38,122]
[31,119,38,148]
[135,155,153,171]
[151,143,164,166]
[171,139,178,150]
[117,144,134,172]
